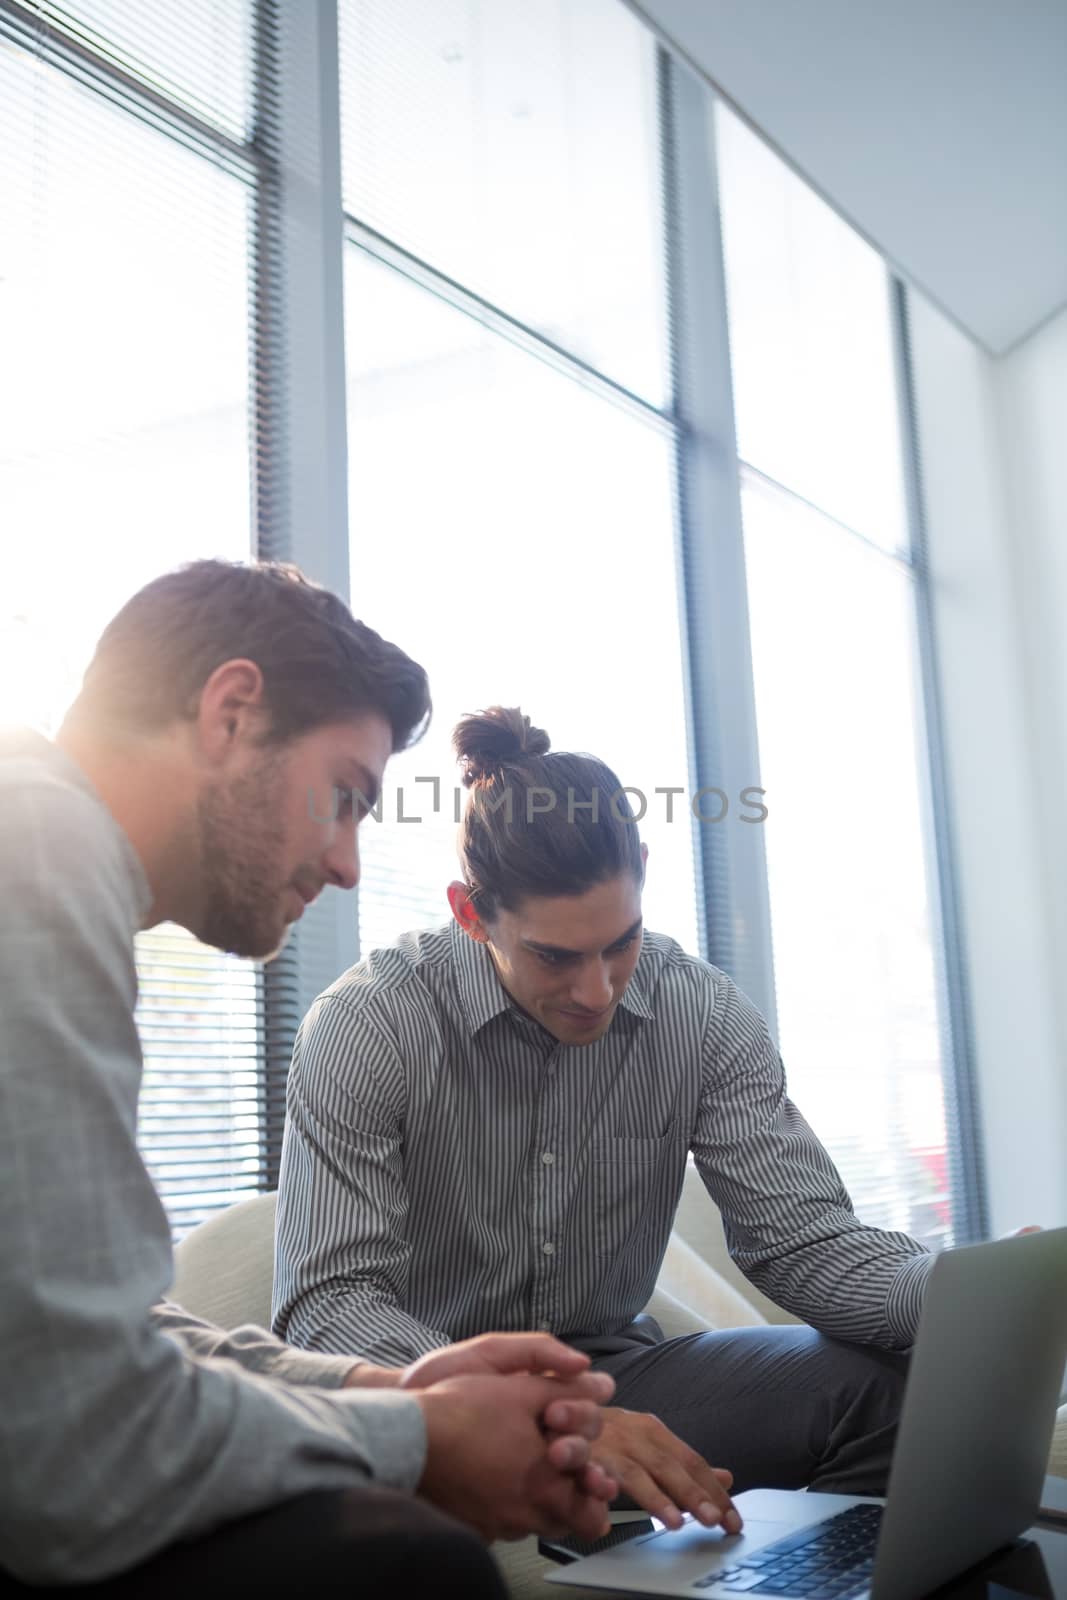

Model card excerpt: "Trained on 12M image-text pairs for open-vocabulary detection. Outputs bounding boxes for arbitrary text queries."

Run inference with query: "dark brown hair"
[68,559,430,749]
[454,707,643,921]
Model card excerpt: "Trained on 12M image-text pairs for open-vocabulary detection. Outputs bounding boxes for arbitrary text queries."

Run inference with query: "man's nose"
[323,820,360,892]
[570,961,612,1013]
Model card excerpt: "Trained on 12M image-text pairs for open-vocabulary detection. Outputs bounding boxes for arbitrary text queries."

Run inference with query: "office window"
[2,0,978,1251]
[716,107,907,556]
[1,12,258,1237]
[344,250,699,958]
[742,479,950,1245]
[718,108,953,1247]
[339,0,667,403]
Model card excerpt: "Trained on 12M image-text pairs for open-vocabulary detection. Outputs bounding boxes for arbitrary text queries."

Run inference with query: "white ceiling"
[630,0,1067,355]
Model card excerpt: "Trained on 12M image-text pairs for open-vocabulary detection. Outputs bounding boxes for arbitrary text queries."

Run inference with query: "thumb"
[520,1371,615,1415]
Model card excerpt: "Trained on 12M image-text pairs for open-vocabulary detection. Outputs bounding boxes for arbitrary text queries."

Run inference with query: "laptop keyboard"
[692,1502,884,1596]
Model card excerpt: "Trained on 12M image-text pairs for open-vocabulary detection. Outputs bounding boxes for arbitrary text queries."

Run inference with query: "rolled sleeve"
[692,968,932,1350]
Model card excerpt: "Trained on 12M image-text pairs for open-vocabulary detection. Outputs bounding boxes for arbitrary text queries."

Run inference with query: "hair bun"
[452,707,551,787]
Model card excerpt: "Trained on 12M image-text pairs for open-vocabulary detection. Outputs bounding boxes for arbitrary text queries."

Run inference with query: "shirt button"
[541,1151,555,1165]
[542,1241,556,1255]
[538,1319,552,1332]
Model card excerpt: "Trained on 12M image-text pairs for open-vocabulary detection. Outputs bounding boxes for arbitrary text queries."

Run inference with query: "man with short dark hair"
[0,567,618,1593]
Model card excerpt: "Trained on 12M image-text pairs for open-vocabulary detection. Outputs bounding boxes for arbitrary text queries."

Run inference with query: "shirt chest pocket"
[590,1127,687,1258]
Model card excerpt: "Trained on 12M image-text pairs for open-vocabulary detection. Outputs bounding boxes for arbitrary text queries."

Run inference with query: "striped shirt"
[273,922,934,1363]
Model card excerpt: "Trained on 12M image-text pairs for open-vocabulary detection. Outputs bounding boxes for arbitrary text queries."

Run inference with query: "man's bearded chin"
[196,767,289,959]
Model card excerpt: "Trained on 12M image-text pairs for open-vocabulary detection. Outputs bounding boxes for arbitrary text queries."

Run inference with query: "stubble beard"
[196,750,291,959]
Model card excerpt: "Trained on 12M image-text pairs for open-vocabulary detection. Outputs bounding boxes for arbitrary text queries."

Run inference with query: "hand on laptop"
[591,1407,743,1536]
[415,1370,619,1543]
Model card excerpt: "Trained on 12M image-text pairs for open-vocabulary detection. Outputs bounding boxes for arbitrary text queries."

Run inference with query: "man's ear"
[194,659,268,763]
[447,880,489,943]
[640,841,649,883]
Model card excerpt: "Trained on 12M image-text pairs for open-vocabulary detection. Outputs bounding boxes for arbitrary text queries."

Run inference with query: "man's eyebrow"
[522,919,643,959]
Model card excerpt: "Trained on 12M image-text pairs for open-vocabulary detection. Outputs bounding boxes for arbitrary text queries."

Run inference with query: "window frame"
[0,0,988,1236]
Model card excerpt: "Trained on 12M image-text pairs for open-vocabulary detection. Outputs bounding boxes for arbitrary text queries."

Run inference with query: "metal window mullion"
[252,0,354,1186]
[659,48,778,1036]
[343,217,673,435]
[891,278,989,1243]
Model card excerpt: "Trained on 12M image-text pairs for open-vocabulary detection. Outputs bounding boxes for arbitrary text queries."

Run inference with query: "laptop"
[547,1225,1067,1600]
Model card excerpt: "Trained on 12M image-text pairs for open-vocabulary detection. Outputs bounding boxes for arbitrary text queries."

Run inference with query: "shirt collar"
[450,918,514,1035]
[618,959,655,1021]
[450,918,656,1036]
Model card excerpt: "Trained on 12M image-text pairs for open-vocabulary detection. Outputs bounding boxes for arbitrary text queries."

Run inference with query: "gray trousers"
[572,1318,908,1499]
[0,1488,506,1596]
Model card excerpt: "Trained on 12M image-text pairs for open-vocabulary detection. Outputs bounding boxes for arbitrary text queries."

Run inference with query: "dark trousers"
[0,1486,506,1597]
[575,1320,909,1498]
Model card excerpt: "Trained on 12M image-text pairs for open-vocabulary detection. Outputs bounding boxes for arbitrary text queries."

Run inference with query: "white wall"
[910,295,1067,1232]
[995,307,1067,1203]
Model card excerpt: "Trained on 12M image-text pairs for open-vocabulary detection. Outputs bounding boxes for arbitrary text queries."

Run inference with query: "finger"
[546,1434,592,1473]
[476,1333,593,1376]
[578,1461,619,1501]
[612,1461,685,1529]
[712,1467,734,1489]
[523,1372,615,1414]
[542,1398,604,1438]
[537,1483,612,1543]
[646,1447,739,1532]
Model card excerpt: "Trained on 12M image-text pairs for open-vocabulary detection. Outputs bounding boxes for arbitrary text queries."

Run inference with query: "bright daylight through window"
[0,8,259,1237]
[1,0,970,1248]
[717,106,952,1247]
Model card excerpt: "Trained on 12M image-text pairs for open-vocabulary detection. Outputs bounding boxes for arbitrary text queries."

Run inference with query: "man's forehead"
[512,880,643,953]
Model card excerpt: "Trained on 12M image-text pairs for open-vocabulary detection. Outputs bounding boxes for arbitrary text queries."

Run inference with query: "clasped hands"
[345,1332,740,1545]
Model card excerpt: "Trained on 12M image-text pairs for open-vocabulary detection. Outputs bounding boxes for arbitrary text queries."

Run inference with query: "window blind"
[0,0,285,1240]
[17,0,251,136]
[135,927,264,1237]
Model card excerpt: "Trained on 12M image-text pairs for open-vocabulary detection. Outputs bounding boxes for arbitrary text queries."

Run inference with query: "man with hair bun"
[276,705,933,1531]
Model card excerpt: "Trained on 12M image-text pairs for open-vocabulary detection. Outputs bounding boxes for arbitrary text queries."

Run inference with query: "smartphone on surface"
[538,1517,658,1564]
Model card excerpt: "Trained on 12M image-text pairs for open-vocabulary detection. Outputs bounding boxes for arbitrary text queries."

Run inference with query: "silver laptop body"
[547,1225,1067,1600]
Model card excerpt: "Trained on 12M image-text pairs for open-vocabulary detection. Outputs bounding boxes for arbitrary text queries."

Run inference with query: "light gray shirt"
[273,921,934,1366]
[0,732,425,1585]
